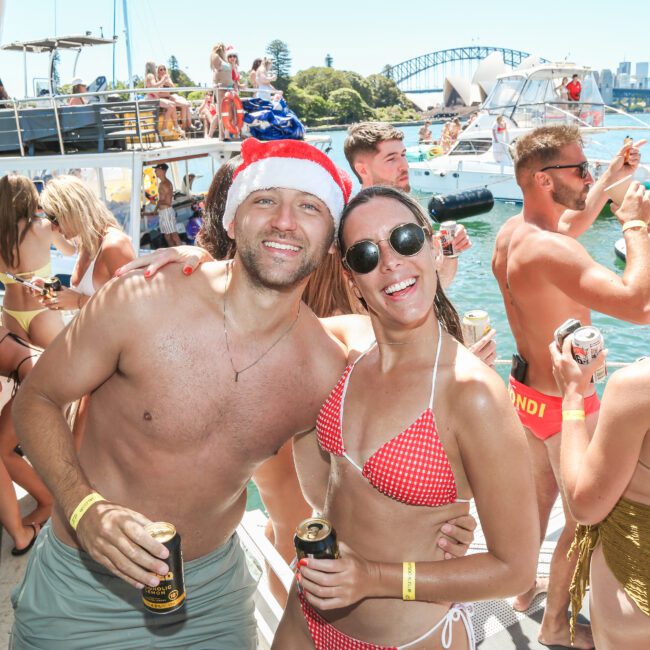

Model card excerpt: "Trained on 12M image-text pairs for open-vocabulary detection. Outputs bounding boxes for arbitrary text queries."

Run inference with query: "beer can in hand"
[294,517,340,560]
[142,522,186,614]
[439,221,458,257]
[462,310,490,346]
[554,318,582,350]
[571,326,607,383]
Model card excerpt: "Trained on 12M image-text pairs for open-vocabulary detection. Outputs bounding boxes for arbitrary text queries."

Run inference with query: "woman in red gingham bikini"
[273,187,539,650]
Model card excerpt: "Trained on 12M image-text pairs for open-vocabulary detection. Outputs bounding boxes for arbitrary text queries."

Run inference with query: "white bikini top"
[72,246,101,297]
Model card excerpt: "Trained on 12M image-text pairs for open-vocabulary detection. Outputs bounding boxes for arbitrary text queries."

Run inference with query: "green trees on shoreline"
[285,66,419,126]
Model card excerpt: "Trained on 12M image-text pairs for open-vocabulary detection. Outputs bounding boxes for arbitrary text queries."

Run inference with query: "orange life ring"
[221,91,244,136]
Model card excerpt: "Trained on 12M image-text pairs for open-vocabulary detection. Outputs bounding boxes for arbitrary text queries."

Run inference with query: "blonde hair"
[513,125,583,186]
[40,175,120,258]
[0,174,39,268]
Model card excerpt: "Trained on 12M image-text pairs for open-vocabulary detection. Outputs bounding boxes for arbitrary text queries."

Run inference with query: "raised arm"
[13,276,169,587]
[534,183,650,323]
[558,139,646,238]
[550,340,650,524]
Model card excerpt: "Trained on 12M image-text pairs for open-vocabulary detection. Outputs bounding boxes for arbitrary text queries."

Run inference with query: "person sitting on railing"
[144,61,182,136]
[68,78,88,106]
[198,91,218,138]
[155,63,192,131]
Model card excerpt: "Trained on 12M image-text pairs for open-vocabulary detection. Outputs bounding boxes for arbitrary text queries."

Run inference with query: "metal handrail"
[1,85,264,156]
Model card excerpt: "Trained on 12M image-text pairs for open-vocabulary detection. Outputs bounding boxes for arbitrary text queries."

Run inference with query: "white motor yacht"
[409,62,650,201]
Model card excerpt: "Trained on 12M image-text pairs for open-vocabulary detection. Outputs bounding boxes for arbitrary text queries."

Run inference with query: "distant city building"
[636,62,649,79]
[618,61,631,75]
[599,69,614,103]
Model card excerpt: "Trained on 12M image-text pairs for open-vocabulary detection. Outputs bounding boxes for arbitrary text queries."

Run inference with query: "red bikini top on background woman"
[317,321,463,507]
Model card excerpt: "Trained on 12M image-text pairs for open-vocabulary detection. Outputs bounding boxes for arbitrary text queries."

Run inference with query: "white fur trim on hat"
[222,157,345,231]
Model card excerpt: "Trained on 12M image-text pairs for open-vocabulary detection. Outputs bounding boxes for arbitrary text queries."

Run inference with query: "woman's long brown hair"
[337,185,464,343]
[0,175,39,268]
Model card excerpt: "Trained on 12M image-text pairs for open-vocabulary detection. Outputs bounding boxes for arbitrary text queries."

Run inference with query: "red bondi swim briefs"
[508,376,600,441]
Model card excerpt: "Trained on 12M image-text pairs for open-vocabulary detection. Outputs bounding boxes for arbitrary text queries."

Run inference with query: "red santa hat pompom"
[222,138,352,233]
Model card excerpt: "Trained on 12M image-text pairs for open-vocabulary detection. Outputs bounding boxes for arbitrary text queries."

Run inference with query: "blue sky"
[1,0,649,97]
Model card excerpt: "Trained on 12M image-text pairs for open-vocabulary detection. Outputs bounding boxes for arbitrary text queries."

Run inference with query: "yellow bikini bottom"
[2,306,49,334]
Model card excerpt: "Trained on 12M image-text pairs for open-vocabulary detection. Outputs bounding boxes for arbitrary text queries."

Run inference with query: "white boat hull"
[410,157,522,201]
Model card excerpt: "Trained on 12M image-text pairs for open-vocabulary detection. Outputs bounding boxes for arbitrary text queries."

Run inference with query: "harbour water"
[246,115,650,511]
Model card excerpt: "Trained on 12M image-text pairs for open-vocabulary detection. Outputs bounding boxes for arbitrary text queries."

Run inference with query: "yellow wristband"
[69,492,105,530]
[622,220,648,233]
[562,410,585,421]
[402,562,416,601]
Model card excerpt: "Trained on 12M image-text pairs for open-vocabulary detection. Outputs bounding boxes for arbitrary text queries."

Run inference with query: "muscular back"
[36,261,346,559]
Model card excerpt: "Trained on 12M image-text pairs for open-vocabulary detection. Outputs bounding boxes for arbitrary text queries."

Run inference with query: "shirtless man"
[344,121,496,366]
[154,163,182,247]
[418,119,433,143]
[492,124,650,649]
[11,140,471,649]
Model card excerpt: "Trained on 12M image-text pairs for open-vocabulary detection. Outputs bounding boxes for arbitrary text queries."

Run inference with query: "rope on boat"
[494,359,630,368]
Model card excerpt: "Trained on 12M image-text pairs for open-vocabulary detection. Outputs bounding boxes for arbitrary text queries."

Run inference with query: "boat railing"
[0,85,265,157]
[497,101,605,129]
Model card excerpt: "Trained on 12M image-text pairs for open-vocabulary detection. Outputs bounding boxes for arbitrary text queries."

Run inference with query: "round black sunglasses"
[342,222,429,274]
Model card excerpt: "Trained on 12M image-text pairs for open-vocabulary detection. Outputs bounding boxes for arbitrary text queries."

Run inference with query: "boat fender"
[221,92,245,136]
[428,188,494,222]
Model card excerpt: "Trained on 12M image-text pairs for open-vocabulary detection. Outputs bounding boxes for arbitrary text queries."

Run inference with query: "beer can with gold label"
[142,522,186,614]
[294,517,340,560]
[571,326,607,383]
[461,310,490,346]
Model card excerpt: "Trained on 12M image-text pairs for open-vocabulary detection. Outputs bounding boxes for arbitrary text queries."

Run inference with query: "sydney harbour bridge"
[383,46,549,93]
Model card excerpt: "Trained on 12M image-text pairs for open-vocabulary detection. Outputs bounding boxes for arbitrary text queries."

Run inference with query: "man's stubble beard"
[551,180,587,211]
[235,225,334,291]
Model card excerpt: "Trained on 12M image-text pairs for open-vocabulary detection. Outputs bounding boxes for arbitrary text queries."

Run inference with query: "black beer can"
[44,276,62,293]
[142,522,186,614]
[294,517,340,560]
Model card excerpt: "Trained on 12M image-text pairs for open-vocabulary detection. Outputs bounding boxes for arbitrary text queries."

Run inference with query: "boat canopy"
[1,35,116,53]
[482,64,604,128]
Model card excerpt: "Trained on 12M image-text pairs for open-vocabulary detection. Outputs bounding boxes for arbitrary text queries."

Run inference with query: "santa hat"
[222,139,352,232]
[225,45,238,57]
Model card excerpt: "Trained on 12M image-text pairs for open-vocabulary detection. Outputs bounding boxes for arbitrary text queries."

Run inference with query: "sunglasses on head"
[540,161,590,179]
[343,222,430,275]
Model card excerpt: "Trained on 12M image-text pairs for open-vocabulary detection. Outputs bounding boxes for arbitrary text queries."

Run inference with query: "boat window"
[519,78,552,106]
[483,77,525,111]
[448,139,493,155]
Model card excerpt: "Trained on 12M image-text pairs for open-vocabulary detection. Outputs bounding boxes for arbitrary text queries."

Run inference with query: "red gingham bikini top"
[317,322,460,507]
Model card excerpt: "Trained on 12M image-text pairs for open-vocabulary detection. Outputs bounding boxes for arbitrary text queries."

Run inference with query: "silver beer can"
[439,221,458,257]
[571,326,607,383]
[462,310,490,346]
